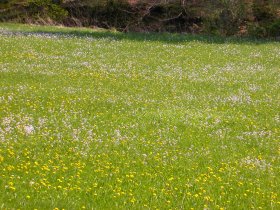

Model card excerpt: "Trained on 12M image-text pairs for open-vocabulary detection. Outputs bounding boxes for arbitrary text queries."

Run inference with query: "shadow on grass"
[1,24,279,44]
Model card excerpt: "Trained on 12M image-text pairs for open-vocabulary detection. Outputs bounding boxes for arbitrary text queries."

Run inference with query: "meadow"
[0,23,279,209]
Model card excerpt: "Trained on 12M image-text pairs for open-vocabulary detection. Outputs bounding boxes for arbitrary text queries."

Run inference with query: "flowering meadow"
[0,23,279,209]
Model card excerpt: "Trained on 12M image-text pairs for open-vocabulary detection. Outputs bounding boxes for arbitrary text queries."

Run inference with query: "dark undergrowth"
[0,0,280,38]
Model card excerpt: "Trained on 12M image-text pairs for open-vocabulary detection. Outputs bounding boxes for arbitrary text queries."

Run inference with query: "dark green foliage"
[97,0,133,28]
[1,0,280,37]
[140,3,202,32]
[0,0,68,23]
[63,0,134,29]
[252,1,275,22]
[268,19,280,36]
[27,0,68,21]
[247,23,268,37]
[218,8,242,36]
[246,1,279,37]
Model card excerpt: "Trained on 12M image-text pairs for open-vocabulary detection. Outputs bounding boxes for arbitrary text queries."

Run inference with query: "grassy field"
[0,23,279,210]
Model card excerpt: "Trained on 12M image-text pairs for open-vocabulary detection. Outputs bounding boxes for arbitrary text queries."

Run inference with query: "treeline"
[0,0,280,37]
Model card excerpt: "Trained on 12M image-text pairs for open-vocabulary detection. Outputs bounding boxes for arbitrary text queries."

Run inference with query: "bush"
[247,23,268,37]
[218,8,238,35]
[0,0,68,23]
[268,19,280,37]
[27,0,68,21]
[252,2,275,22]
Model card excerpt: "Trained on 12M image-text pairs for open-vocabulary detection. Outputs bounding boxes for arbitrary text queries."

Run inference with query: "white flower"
[24,125,34,135]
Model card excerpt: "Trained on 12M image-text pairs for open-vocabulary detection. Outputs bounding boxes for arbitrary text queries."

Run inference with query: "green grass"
[0,23,279,210]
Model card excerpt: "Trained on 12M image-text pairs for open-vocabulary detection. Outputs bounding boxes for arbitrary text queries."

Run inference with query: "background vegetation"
[0,0,280,37]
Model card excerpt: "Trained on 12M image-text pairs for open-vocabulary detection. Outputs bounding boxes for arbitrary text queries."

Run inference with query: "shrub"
[268,19,280,37]
[247,23,268,37]
[26,0,68,21]
[252,1,275,22]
